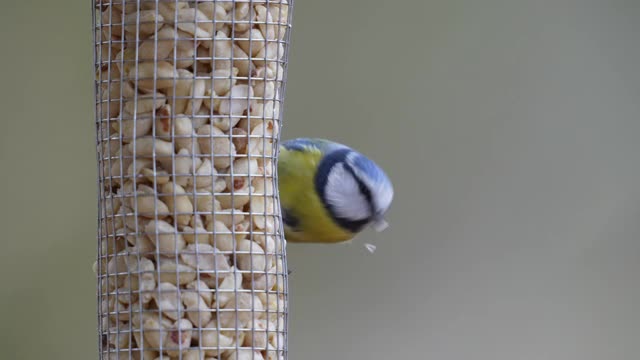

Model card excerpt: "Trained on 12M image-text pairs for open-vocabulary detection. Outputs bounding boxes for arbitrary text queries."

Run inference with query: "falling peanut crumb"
[364,243,377,254]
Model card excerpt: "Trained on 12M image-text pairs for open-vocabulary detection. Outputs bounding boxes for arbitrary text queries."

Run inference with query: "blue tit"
[277,138,394,244]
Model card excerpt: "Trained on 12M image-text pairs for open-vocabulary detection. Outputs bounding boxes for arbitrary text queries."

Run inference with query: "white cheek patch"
[324,163,371,221]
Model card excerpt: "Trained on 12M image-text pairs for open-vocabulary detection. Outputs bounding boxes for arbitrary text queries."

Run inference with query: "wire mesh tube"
[92,1,294,359]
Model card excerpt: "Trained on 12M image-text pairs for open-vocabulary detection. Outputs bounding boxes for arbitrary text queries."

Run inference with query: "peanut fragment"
[160,182,194,227]
[124,10,164,39]
[153,282,184,320]
[145,219,186,254]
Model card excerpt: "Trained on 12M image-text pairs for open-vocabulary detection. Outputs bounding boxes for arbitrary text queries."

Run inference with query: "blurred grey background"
[1,0,639,359]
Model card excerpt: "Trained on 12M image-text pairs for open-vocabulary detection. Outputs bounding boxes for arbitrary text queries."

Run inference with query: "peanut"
[160,182,194,227]
[124,10,164,39]
[145,219,186,254]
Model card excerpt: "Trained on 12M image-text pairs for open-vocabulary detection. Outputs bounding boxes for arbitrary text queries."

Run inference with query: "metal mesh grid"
[92,1,294,359]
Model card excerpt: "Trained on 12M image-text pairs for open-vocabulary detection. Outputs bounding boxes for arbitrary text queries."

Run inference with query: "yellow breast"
[277,146,354,243]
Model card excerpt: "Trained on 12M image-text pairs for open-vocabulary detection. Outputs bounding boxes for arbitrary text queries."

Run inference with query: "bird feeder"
[92,1,294,358]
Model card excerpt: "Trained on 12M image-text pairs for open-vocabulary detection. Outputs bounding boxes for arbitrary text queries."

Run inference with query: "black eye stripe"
[344,162,375,216]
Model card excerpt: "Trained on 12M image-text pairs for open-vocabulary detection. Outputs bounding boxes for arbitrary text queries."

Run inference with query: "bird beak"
[371,216,389,232]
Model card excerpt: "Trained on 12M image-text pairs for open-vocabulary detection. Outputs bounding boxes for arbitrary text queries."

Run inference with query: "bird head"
[315,147,394,235]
